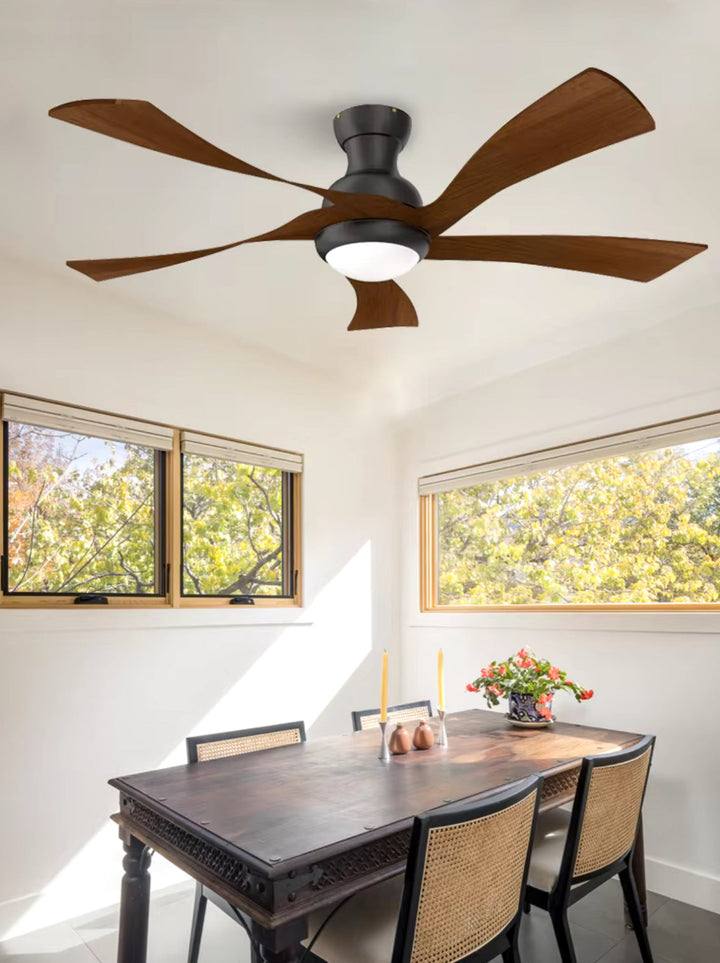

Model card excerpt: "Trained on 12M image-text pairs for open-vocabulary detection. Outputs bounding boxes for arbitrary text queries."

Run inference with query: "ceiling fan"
[49,68,707,331]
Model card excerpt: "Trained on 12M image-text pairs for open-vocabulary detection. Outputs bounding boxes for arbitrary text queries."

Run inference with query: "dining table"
[109,708,646,963]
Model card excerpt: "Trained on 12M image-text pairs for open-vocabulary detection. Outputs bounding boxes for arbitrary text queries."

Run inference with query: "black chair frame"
[391,775,543,963]
[525,734,656,963]
[351,700,433,732]
[186,720,307,763]
[185,721,306,963]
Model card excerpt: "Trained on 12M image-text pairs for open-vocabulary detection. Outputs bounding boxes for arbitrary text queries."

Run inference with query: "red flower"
[466,683,476,692]
[488,685,502,697]
[537,705,552,719]
[538,692,553,704]
[497,665,506,675]
[548,666,560,681]
[580,689,594,701]
[520,658,534,668]
[517,648,530,659]
[480,667,491,678]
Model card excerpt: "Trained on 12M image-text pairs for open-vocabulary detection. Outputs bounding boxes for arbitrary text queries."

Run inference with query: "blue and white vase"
[507,691,553,726]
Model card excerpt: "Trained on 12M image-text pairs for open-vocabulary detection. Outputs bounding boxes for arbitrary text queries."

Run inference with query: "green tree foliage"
[182,455,283,596]
[6,426,284,597]
[7,424,157,593]
[438,445,720,604]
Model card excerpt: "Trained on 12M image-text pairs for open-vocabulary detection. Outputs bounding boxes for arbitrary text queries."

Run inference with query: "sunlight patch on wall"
[2,542,374,940]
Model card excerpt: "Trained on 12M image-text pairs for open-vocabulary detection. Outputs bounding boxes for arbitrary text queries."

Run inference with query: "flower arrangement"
[466,648,594,722]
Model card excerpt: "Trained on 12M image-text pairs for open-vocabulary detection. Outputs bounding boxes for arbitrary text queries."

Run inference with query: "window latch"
[230,596,255,605]
[74,594,109,605]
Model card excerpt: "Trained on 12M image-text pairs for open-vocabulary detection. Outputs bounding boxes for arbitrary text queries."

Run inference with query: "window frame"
[0,392,302,610]
[177,446,300,605]
[419,410,720,613]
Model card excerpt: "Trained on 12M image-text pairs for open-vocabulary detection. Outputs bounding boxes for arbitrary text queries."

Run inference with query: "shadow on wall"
[1,542,377,940]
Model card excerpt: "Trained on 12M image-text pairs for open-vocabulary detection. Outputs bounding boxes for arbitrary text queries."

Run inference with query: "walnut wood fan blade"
[420,69,656,237]
[347,279,418,330]
[67,207,347,281]
[426,235,708,281]
[49,99,410,220]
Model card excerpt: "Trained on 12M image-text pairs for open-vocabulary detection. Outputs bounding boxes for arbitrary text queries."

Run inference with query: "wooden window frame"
[0,391,302,610]
[420,412,720,613]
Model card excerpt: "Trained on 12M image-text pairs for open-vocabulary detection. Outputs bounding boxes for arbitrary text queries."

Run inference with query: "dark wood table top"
[111,709,640,875]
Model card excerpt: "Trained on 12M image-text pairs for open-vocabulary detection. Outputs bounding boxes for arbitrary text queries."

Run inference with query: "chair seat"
[527,808,571,892]
[303,874,404,963]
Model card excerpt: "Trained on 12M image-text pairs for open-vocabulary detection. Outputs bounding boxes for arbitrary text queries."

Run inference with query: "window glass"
[182,453,288,596]
[5,423,163,595]
[437,437,720,604]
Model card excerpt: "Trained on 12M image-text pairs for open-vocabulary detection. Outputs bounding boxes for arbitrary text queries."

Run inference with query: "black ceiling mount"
[323,104,422,208]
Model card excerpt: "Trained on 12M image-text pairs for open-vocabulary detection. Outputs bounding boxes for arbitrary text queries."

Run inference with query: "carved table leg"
[251,918,308,963]
[117,831,152,963]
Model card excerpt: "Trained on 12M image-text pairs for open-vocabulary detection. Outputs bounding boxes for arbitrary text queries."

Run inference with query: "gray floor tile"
[596,936,673,963]
[0,921,100,962]
[519,908,617,962]
[78,892,250,963]
[569,881,668,942]
[643,898,720,963]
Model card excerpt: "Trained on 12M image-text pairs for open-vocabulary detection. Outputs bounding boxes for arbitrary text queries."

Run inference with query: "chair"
[185,721,306,963]
[525,734,655,963]
[304,774,542,963]
[351,700,433,732]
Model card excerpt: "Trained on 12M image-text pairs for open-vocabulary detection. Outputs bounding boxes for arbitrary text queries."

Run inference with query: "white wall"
[0,257,401,937]
[3,254,720,936]
[399,302,720,914]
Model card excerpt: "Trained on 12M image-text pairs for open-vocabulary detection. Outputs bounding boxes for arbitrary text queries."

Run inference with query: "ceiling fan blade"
[49,99,411,220]
[67,207,348,281]
[347,279,418,330]
[426,235,708,281]
[420,69,655,237]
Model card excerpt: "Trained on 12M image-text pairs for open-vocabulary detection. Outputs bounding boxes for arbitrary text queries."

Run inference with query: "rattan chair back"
[352,700,433,732]
[391,775,541,963]
[186,721,306,763]
[560,734,655,887]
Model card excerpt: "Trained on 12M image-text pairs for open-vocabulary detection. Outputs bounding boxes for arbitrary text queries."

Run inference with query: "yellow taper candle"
[380,650,389,722]
[438,649,445,712]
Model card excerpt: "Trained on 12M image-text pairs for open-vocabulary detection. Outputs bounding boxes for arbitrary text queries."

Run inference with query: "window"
[0,394,303,608]
[2,395,171,602]
[419,412,720,610]
[180,432,300,598]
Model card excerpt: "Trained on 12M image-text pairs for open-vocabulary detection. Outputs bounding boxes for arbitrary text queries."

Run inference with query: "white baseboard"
[646,856,720,914]
[0,880,194,942]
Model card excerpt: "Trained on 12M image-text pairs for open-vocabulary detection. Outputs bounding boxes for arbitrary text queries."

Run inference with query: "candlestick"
[437,709,448,748]
[438,649,445,713]
[380,650,388,723]
[378,720,391,762]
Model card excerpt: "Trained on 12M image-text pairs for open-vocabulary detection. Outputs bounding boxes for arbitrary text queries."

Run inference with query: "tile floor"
[1,880,718,962]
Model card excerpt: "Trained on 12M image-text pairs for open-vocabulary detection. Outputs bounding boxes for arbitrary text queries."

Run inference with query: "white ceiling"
[1,1,718,413]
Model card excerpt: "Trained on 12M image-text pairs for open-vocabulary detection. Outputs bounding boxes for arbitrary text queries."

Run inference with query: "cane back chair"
[185,721,306,963]
[525,734,656,963]
[351,700,433,732]
[304,774,542,963]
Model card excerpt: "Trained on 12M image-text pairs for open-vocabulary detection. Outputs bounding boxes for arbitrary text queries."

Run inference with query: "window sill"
[410,609,720,634]
[0,606,311,633]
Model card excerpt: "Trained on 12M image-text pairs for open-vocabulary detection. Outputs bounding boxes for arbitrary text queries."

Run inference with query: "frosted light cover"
[325,241,420,282]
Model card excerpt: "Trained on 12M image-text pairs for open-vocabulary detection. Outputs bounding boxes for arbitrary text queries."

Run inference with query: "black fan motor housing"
[316,104,430,267]
[323,104,422,208]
